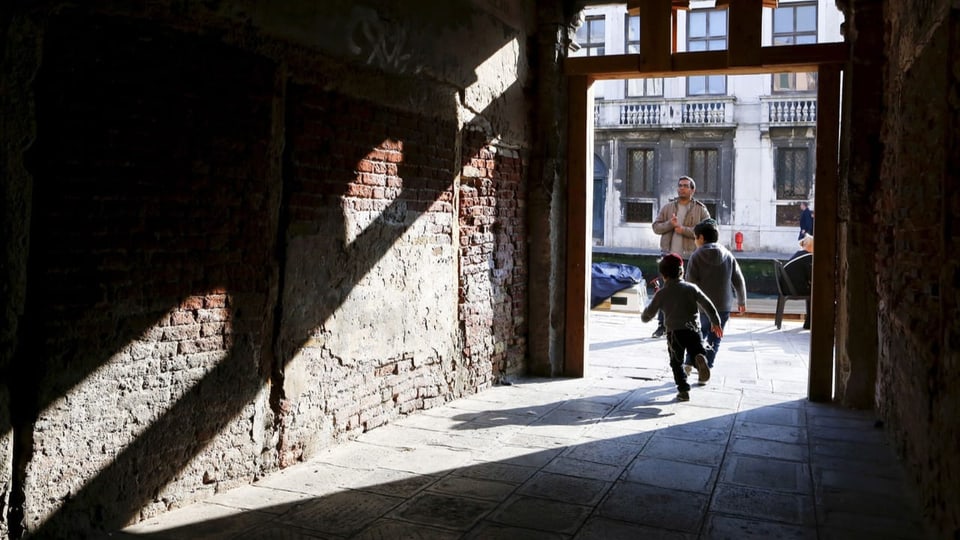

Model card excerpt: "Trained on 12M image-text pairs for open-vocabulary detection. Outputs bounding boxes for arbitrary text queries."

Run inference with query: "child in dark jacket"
[641,253,723,402]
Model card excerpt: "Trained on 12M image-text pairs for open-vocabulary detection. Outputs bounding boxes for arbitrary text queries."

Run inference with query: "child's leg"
[679,328,711,383]
[684,323,707,367]
[700,311,730,368]
[679,327,708,357]
[666,332,691,392]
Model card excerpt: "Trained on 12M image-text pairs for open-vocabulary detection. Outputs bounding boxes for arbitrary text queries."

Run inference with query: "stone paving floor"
[114,312,931,539]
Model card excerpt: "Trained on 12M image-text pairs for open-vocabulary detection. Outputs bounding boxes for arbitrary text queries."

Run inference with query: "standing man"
[685,218,747,379]
[649,176,711,337]
[798,201,814,240]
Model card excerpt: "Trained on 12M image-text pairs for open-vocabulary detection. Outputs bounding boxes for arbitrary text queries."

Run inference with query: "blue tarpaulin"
[591,262,644,308]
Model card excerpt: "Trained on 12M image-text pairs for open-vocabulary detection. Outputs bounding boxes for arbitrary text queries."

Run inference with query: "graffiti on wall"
[347,6,423,75]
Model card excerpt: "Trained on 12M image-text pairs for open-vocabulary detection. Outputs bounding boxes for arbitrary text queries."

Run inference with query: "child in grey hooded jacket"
[685,219,747,373]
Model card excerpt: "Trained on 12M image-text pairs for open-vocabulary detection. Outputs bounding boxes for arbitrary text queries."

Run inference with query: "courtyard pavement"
[114,312,930,539]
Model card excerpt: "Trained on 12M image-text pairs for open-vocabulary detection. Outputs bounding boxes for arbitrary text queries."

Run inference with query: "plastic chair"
[772,259,811,329]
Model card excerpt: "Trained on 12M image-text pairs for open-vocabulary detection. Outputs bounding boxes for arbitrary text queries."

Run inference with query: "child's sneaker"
[683,364,693,377]
[676,390,690,401]
[695,354,711,384]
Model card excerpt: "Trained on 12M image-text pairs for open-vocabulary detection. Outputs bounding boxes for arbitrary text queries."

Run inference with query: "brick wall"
[873,1,960,537]
[459,131,528,383]
[11,16,280,534]
[1,5,534,537]
[273,83,472,465]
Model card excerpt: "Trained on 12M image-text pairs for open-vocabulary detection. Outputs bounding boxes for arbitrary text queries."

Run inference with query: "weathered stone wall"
[872,0,960,537]
[8,13,284,535]
[0,1,537,537]
[835,1,884,408]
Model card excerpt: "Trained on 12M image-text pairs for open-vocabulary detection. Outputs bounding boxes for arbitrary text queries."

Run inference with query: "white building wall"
[578,1,843,255]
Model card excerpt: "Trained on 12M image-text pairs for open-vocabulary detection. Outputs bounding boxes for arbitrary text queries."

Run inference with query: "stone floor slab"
[598,481,707,533]
[721,455,811,494]
[559,437,645,466]
[703,513,818,540]
[351,518,461,540]
[642,435,727,466]
[728,436,809,462]
[452,460,539,484]
[542,456,624,482]
[486,495,592,534]
[387,492,497,531]
[516,471,611,506]
[733,420,808,444]
[573,516,695,539]
[624,456,715,493]
[463,521,569,539]
[710,483,815,526]
[273,491,403,536]
[427,475,517,502]
[349,467,440,498]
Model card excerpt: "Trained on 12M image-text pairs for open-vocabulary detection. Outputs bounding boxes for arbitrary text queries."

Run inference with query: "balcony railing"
[595,96,736,128]
[760,96,817,130]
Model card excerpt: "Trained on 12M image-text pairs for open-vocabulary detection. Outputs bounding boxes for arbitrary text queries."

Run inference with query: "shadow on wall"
[3,9,527,537]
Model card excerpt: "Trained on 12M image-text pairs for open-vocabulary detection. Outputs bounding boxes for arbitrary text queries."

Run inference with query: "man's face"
[678,179,694,200]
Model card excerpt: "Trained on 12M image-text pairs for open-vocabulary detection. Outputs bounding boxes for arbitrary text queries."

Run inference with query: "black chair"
[772,259,811,329]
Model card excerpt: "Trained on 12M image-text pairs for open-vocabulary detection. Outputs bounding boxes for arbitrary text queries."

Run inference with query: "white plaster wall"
[582,1,841,256]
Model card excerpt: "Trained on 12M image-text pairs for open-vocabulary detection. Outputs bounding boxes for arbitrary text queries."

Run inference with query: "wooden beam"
[626,0,690,15]
[564,42,847,78]
[808,63,842,402]
[717,0,779,7]
[564,75,593,378]
[727,0,763,67]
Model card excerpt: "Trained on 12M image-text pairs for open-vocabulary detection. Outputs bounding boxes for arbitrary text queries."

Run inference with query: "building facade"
[575,0,843,253]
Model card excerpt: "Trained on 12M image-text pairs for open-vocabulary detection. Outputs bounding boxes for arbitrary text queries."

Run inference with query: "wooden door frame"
[562,1,846,401]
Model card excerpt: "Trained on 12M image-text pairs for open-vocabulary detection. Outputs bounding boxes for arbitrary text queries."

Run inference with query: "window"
[625,148,656,223]
[624,15,663,97]
[576,16,605,56]
[772,2,817,92]
[774,72,817,92]
[627,149,655,197]
[688,148,720,198]
[776,147,812,199]
[687,9,727,95]
[625,201,654,223]
[776,204,803,227]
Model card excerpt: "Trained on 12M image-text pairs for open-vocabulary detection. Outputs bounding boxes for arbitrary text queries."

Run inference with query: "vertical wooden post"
[637,0,673,70]
[727,0,763,67]
[565,75,593,377]
[809,63,842,402]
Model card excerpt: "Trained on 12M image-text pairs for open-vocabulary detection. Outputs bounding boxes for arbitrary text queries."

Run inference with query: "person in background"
[649,176,711,338]
[783,234,814,329]
[684,219,747,379]
[798,201,815,240]
[641,253,722,401]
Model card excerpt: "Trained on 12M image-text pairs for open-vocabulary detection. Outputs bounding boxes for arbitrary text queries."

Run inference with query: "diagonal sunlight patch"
[118,377,884,538]
[277,138,461,460]
[318,138,459,362]
[342,139,409,247]
[120,308,849,538]
[461,38,521,124]
[32,290,270,527]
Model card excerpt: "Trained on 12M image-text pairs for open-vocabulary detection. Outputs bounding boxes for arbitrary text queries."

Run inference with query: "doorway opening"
[562,2,845,402]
